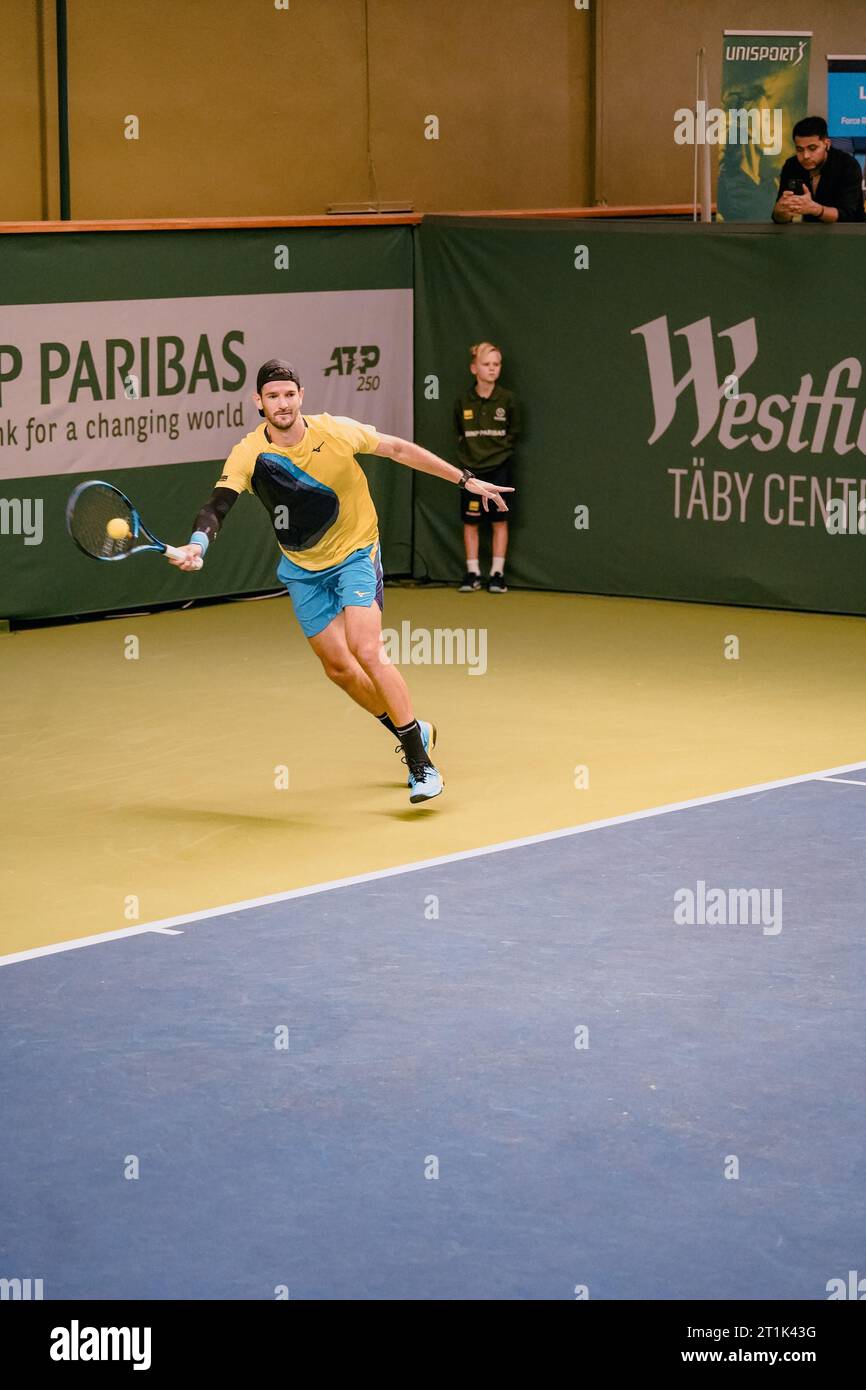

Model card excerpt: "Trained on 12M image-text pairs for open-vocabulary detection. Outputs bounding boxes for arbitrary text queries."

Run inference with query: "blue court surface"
[1,770,864,1301]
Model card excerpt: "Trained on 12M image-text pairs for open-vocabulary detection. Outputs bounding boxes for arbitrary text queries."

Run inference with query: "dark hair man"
[772,115,866,224]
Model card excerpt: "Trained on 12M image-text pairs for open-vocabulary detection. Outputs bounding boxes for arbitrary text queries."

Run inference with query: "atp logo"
[324,345,380,376]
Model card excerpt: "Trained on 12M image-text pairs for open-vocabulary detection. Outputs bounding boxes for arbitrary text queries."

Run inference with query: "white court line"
[815,776,866,787]
[2,755,866,970]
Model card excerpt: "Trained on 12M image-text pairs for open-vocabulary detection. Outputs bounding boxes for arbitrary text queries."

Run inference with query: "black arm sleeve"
[191,487,240,543]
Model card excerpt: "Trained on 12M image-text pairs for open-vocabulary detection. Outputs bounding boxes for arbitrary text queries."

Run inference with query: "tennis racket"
[66,479,203,569]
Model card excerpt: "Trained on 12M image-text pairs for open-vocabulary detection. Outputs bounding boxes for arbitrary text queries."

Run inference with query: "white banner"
[0,288,412,481]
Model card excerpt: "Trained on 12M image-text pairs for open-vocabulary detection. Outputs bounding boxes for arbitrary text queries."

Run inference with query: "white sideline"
[2,757,865,969]
[815,776,866,787]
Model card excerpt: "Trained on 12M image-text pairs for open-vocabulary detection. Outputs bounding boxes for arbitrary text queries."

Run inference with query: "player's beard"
[267,408,297,432]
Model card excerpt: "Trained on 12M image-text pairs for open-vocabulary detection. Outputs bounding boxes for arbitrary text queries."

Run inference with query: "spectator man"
[772,115,865,223]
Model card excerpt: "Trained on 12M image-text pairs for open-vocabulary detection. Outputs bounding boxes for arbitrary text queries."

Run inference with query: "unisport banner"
[717,31,811,222]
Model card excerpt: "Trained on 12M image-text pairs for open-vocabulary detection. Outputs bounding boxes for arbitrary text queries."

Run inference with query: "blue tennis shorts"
[276,540,384,639]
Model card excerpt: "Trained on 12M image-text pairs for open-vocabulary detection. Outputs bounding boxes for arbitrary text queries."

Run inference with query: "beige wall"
[1,1,57,220]
[9,0,857,222]
[367,0,591,211]
[0,0,591,220]
[597,0,866,206]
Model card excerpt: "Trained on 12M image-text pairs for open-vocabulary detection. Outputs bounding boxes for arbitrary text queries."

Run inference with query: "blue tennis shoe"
[408,760,444,805]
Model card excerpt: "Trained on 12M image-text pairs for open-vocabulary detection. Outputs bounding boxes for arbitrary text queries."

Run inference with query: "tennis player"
[169,359,513,804]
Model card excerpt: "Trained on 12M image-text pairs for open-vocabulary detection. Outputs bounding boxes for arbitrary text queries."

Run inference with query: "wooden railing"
[0,205,709,235]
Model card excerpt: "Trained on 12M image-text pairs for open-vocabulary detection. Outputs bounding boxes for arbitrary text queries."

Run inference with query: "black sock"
[377,712,399,737]
[395,719,428,765]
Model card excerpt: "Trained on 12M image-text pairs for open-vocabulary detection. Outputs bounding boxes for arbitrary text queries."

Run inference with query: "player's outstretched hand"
[167,543,204,571]
[466,477,515,513]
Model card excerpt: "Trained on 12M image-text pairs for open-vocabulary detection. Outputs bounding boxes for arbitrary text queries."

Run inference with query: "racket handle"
[164,542,204,570]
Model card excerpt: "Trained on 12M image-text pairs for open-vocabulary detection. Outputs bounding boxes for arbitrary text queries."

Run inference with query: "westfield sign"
[632,315,866,457]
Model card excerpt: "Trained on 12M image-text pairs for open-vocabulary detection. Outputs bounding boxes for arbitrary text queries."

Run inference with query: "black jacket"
[775,146,865,222]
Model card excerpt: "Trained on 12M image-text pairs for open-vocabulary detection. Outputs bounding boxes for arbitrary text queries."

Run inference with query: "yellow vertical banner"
[717,31,812,221]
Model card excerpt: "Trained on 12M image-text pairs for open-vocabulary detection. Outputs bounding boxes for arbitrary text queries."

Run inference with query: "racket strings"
[68,483,139,560]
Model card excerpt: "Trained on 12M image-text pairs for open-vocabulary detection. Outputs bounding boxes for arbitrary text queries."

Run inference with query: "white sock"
[491,556,506,574]
[466,559,481,575]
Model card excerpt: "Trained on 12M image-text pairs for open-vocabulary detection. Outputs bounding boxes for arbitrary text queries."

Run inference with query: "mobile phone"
[787,178,805,196]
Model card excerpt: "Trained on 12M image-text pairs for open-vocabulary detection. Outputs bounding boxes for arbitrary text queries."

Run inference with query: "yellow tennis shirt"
[217,413,381,571]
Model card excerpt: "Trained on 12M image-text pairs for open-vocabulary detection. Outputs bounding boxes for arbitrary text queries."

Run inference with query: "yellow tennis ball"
[106,517,130,540]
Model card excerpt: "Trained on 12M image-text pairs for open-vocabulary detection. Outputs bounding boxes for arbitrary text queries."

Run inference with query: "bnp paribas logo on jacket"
[632,313,866,457]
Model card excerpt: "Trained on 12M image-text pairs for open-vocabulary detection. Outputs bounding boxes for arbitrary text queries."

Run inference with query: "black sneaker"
[459,571,481,591]
[488,572,508,593]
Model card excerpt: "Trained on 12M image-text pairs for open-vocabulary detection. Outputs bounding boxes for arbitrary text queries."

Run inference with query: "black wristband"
[457,468,475,489]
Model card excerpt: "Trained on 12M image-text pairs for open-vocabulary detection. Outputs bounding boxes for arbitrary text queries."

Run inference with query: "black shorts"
[461,460,514,523]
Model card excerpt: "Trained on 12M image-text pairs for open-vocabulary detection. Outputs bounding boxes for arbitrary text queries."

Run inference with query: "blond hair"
[470,341,502,365]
